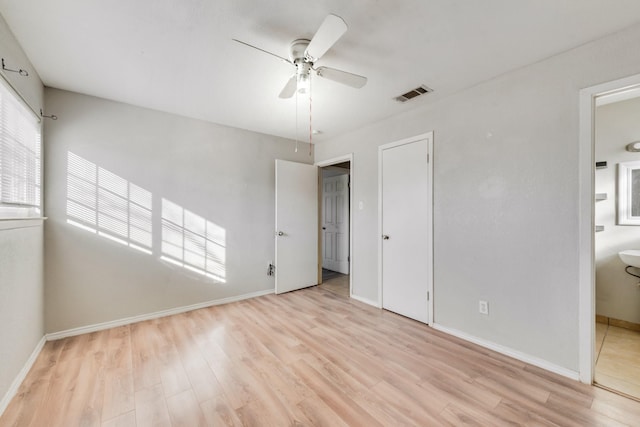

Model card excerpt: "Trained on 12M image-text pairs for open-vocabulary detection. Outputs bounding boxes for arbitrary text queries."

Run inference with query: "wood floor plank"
[157,314,225,403]
[35,351,87,426]
[370,379,449,425]
[300,352,420,426]
[296,396,351,427]
[244,356,314,406]
[130,321,163,392]
[440,402,511,426]
[474,369,551,405]
[105,326,133,372]
[0,341,64,425]
[2,285,640,427]
[165,389,207,427]
[200,395,243,426]
[289,359,385,427]
[0,369,52,427]
[101,410,136,427]
[134,384,172,427]
[205,358,258,410]
[544,392,629,427]
[235,397,310,427]
[492,397,581,427]
[490,400,563,427]
[590,386,640,425]
[101,367,135,422]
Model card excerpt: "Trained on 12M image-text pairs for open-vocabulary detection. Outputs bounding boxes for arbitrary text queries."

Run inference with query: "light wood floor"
[595,323,640,399]
[3,287,640,426]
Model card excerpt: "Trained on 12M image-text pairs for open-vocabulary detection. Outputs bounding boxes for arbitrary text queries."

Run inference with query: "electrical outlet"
[479,300,489,315]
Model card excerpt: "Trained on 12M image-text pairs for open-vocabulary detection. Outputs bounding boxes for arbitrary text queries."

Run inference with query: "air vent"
[394,85,433,103]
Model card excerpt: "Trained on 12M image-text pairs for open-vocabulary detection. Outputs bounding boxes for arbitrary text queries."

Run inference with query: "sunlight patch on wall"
[66,152,153,254]
[161,198,226,282]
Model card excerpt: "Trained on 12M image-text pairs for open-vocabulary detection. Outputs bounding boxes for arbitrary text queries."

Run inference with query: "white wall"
[315,23,640,372]
[44,88,312,333]
[0,15,45,412]
[595,97,640,323]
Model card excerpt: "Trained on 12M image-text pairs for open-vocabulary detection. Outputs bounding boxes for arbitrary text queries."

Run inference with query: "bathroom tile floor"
[595,323,640,399]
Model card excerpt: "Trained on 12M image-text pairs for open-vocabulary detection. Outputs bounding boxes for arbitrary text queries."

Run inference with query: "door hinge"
[427,291,430,301]
[427,153,430,163]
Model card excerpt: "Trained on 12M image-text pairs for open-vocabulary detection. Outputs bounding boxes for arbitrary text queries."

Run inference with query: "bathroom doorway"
[592,85,640,399]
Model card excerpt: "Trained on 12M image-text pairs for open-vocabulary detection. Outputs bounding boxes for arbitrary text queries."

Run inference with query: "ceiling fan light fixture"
[297,72,310,94]
[295,61,312,95]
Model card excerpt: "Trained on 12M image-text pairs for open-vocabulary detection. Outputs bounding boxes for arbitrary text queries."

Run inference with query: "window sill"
[0,217,47,231]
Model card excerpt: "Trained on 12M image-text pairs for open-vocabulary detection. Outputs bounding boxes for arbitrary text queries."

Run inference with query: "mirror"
[618,160,640,225]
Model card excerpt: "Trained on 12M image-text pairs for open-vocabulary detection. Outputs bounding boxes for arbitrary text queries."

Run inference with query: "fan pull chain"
[308,75,313,156]
[294,84,299,153]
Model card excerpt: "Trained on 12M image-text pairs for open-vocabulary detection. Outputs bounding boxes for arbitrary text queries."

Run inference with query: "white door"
[275,159,318,294]
[322,173,349,274]
[380,135,432,323]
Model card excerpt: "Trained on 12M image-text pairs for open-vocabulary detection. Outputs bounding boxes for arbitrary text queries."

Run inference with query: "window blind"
[0,76,41,213]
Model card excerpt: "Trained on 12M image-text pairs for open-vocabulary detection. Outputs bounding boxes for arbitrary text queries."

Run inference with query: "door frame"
[378,132,434,324]
[315,154,354,297]
[578,72,640,384]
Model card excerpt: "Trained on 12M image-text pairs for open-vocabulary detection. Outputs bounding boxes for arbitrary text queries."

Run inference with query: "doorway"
[592,86,640,398]
[578,73,640,388]
[316,155,353,298]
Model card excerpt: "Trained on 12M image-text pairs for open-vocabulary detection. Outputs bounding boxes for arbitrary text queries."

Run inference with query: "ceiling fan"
[233,14,367,99]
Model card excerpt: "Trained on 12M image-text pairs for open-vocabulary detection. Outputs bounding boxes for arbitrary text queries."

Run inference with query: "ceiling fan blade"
[232,39,292,64]
[304,14,347,61]
[316,66,367,89]
[279,75,297,98]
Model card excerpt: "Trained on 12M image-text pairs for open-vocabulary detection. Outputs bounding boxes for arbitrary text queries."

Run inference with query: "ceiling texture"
[1,0,640,142]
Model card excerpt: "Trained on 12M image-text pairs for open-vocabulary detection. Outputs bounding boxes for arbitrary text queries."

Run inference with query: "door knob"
[277,231,284,236]
[382,235,390,240]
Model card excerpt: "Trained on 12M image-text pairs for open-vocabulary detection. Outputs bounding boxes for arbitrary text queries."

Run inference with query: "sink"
[619,250,640,268]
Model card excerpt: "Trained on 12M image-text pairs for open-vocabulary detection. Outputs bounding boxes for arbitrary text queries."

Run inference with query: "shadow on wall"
[66,151,226,283]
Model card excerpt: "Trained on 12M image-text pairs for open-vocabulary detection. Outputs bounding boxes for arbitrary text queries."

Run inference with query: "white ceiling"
[2,0,640,142]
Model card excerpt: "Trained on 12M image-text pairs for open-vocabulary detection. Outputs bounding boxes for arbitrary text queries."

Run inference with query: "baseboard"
[596,315,640,332]
[46,289,274,341]
[431,323,580,381]
[0,335,46,418]
[350,294,381,308]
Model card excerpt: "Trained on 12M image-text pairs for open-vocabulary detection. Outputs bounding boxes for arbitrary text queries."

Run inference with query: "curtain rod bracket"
[40,109,57,120]
[2,58,29,77]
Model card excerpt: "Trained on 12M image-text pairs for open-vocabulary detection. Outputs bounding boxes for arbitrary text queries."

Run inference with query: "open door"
[275,159,318,294]
[322,173,350,274]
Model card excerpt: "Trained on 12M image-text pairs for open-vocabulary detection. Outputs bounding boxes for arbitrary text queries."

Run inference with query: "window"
[0,76,41,218]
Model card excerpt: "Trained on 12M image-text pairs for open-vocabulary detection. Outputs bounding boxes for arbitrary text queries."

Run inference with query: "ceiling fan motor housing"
[289,39,311,62]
